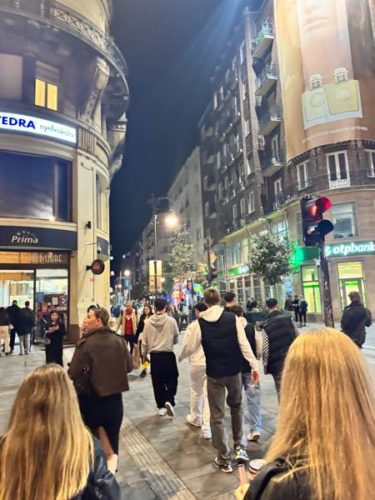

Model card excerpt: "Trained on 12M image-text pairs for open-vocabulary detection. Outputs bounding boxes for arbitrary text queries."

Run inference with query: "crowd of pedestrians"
[0,288,373,500]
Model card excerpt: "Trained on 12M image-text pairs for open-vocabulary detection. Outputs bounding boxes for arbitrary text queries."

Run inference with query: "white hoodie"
[179,305,258,372]
[141,313,179,356]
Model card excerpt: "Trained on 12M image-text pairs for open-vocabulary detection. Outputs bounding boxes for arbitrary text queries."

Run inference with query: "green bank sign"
[228,264,251,278]
[325,241,375,258]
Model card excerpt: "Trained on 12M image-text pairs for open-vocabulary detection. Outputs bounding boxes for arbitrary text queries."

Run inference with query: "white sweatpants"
[189,364,210,431]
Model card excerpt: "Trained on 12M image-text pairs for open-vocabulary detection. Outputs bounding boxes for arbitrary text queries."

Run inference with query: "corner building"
[199,0,375,321]
[0,0,129,340]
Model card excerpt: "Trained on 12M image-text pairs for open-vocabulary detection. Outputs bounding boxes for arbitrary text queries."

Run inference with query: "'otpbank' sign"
[0,111,77,144]
[326,241,375,258]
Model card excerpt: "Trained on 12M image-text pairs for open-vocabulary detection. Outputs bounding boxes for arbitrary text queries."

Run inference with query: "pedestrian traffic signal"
[301,196,334,246]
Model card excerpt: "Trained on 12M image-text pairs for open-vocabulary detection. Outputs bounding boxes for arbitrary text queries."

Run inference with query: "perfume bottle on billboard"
[302,74,328,129]
[325,67,363,118]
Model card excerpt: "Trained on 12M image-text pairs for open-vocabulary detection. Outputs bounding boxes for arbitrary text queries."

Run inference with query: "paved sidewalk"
[0,323,374,499]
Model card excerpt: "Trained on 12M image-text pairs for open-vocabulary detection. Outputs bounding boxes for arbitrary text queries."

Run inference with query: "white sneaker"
[186,414,202,428]
[247,431,260,442]
[202,428,212,439]
[158,408,167,416]
[164,402,174,417]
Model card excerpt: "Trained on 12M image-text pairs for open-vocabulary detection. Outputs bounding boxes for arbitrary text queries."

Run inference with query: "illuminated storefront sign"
[228,264,251,278]
[0,111,77,144]
[325,241,375,258]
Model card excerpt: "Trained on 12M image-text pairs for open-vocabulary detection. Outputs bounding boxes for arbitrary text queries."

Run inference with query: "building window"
[35,79,58,110]
[244,119,250,136]
[248,190,255,214]
[326,151,350,188]
[213,92,218,110]
[271,219,288,238]
[240,41,245,64]
[232,204,238,223]
[271,134,280,161]
[203,175,208,191]
[274,178,283,197]
[240,198,246,217]
[218,182,223,200]
[204,201,210,218]
[219,85,224,102]
[331,202,357,239]
[216,151,221,169]
[297,161,311,190]
[224,176,229,191]
[232,56,237,71]
[337,262,366,310]
[301,266,321,314]
[241,79,248,100]
[365,149,375,177]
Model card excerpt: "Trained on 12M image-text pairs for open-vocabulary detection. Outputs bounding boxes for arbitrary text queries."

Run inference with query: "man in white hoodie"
[180,288,259,473]
[142,298,179,417]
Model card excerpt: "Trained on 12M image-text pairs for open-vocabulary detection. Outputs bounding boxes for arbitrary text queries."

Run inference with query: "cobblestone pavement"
[0,323,374,499]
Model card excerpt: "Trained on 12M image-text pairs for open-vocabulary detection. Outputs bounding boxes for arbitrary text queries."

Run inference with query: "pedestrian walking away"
[340,291,372,348]
[0,364,120,500]
[17,301,35,355]
[136,304,153,377]
[44,310,66,366]
[6,300,20,354]
[231,305,262,443]
[239,328,375,500]
[69,307,133,474]
[261,298,298,400]
[0,307,11,356]
[179,302,212,439]
[181,288,259,473]
[142,298,179,417]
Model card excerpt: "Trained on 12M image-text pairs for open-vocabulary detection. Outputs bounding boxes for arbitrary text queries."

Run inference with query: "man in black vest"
[223,291,236,312]
[262,298,297,399]
[181,288,259,473]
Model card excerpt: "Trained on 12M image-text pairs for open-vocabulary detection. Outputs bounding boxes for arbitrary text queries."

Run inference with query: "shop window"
[35,62,59,111]
[331,203,357,239]
[337,262,366,309]
[301,266,321,314]
[326,151,350,189]
[248,191,255,214]
[365,149,375,178]
[297,161,311,190]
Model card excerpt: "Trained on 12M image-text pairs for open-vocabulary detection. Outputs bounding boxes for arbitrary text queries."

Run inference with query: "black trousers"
[299,311,307,324]
[125,334,136,354]
[150,351,179,409]
[45,336,64,366]
[9,328,16,351]
[293,309,299,322]
[79,393,123,454]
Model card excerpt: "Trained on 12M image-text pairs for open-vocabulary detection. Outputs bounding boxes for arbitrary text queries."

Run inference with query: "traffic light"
[301,196,334,246]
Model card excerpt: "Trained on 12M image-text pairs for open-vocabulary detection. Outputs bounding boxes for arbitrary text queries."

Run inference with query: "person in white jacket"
[180,288,259,473]
[179,302,212,439]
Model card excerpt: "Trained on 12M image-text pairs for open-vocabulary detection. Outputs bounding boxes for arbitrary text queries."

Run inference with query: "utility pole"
[319,242,334,327]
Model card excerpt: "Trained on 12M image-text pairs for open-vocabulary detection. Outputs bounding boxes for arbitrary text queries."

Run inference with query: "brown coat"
[69,327,133,397]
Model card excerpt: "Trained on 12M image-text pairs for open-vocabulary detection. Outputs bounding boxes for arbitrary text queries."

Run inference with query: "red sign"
[90,259,105,275]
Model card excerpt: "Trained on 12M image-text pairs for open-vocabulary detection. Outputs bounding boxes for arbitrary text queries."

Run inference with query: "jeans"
[207,373,244,461]
[241,372,262,433]
[189,364,210,432]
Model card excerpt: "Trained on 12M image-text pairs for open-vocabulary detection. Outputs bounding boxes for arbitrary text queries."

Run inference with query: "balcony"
[262,154,285,177]
[258,106,282,135]
[255,64,278,97]
[297,180,313,192]
[252,20,274,59]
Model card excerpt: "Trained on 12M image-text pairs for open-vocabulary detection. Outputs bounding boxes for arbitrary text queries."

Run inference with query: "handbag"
[73,347,94,397]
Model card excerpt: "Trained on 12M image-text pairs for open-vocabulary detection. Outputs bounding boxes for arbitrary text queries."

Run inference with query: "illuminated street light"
[165,212,179,229]
[124,269,131,277]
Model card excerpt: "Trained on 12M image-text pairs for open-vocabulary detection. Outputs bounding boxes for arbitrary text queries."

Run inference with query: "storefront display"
[337,261,366,309]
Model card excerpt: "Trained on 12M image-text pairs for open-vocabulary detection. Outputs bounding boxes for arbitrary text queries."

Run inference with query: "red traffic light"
[315,196,332,214]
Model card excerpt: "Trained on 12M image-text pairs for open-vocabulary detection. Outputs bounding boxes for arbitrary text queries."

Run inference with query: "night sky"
[110,0,243,270]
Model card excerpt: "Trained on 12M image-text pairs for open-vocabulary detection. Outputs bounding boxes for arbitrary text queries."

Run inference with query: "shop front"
[0,225,77,340]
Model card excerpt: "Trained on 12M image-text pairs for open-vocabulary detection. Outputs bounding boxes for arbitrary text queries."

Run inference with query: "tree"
[168,226,196,282]
[250,232,293,286]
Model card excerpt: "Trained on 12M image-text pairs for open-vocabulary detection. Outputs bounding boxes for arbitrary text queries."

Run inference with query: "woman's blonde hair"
[0,364,93,500]
[266,328,375,499]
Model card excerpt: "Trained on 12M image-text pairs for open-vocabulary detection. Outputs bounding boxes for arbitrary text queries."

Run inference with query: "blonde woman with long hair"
[0,364,120,500]
[244,328,375,500]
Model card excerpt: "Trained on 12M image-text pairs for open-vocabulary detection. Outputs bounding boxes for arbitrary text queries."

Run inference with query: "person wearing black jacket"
[45,311,66,366]
[223,291,236,312]
[340,291,372,348]
[17,301,35,355]
[6,300,20,354]
[261,298,297,399]
[0,308,11,356]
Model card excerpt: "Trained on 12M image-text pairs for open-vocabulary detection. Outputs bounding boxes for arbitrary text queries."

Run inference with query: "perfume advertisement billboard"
[275,0,375,160]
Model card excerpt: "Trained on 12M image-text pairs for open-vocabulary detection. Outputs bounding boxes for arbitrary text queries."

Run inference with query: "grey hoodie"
[141,313,179,356]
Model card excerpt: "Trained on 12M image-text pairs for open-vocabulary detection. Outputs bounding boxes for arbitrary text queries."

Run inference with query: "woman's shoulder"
[246,460,308,500]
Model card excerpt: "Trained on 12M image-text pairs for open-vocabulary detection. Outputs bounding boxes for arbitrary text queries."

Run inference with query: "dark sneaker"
[234,446,249,462]
[214,457,233,473]
[139,369,147,378]
[164,402,174,417]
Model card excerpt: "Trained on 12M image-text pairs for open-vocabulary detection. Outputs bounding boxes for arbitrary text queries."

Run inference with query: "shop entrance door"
[339,279,366,308]
[337,262,366,310]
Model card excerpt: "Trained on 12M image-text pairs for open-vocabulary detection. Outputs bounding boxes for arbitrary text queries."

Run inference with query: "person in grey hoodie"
[142,298,179,417]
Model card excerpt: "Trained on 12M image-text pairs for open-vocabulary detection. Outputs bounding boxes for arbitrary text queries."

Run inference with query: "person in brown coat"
[69,307,132,473]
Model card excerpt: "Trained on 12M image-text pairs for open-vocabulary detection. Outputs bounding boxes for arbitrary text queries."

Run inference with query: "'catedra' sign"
[0,111,77,144]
